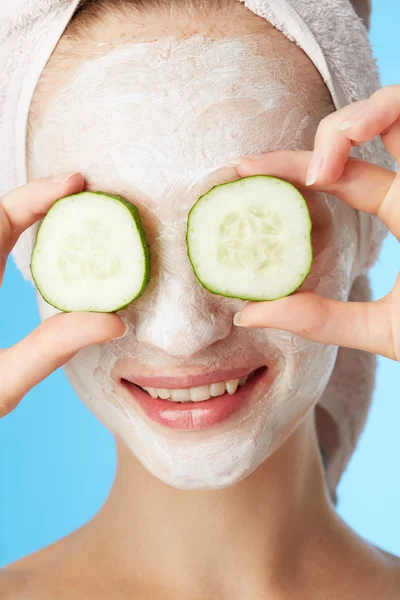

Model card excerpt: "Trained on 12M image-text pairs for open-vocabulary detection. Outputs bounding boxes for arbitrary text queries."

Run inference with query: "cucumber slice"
[30,191,151,312]
[187,176,312,301]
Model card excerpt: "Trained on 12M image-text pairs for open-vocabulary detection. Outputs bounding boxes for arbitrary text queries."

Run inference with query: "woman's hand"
[233,85,400,361]
[0,173,127,418]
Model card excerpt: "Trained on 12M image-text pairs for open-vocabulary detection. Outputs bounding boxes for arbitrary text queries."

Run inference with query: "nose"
[134,274,232,359]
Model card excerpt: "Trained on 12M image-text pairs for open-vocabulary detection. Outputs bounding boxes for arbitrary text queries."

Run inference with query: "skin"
[0,6,399,599]
[235,86,400,362]
[25,6,348,493]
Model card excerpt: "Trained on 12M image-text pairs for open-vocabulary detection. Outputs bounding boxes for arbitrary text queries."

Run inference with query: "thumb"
[0,312,126,418]
[234,291,394,359]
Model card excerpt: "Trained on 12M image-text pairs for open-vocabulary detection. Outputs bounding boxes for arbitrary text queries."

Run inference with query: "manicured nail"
[113,317,130,340]
[338,107,368,132]
[233,312,250,327]
[51,172,80,184]
[339,121,353,131]
[227,158,245,167]
[338,120,353,132]
[225,154,266,168]
[306,152,323,186]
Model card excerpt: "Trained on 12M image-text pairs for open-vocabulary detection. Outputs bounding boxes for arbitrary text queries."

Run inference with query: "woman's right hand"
[0,173,127,419]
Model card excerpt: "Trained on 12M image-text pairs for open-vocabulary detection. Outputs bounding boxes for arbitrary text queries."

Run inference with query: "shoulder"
[358,548,400,600]
[384,556,400,599]
[0,565,32,599]
[0,538,71,599]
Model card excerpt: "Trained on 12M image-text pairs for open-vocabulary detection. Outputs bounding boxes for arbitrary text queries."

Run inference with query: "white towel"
[0,0,393,498]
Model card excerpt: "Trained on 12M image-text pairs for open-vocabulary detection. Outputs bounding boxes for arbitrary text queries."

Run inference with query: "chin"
[116,395,314,491]
[64,339,335,490]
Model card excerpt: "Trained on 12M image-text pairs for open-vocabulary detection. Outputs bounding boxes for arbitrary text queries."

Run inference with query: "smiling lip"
[119,367,271,431]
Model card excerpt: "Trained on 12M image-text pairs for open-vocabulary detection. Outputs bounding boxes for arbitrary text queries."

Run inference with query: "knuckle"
[316,114,335,136]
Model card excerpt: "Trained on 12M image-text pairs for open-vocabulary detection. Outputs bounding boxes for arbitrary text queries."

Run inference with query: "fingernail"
[338,120,353,132]
[243,153,267,161]
[338,107,368,132]
[113,317,130,340]
[51,172,80,184]
[226,158,245,167]
[225,154,266,168]
[233,312,250,327]
[306,152,323,186]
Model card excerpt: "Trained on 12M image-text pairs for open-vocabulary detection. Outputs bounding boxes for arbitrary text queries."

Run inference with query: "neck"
[86,413,335,598]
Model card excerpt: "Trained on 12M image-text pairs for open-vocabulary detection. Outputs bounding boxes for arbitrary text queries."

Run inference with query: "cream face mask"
[26,33,360,489]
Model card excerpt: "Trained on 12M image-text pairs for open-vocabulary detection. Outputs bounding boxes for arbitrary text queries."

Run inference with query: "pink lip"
[119,367,271,431]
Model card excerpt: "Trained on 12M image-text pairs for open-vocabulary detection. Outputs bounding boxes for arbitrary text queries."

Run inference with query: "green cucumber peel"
[186,175,313,302]
[30,191,151,313]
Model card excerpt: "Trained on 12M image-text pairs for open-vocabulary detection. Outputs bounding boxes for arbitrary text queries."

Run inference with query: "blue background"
[0,0,399,566]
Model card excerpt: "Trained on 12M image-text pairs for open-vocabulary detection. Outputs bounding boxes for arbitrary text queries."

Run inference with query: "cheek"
[308,191,335,257]
[301,192,359,298]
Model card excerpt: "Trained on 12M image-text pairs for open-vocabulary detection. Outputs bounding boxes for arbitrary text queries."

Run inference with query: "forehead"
[30,3,330,133]
[28,17,332,215]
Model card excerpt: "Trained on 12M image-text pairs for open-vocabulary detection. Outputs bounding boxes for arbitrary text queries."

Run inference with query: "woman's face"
[26,10,360,489]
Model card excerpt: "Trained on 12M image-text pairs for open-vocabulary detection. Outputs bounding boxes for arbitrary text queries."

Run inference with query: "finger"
[0,312,126,418]
[236,151,399,238]
[306,99,369,185]
[234,292,396,360]
[0,173,85,253]
[380,119,400,161]
[338,85,400,146]
[307,86,400,185]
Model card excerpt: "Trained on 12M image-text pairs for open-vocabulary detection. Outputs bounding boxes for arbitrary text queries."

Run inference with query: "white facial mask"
[27,33,360,489]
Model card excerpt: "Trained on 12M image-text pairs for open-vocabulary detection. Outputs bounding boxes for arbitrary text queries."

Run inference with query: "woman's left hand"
[232,85,400,361]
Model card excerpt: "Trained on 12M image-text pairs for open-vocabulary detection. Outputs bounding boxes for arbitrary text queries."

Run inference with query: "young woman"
[0,0,399,597]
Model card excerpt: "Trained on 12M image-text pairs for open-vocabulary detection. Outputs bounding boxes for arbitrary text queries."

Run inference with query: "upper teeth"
[142,374,250,403]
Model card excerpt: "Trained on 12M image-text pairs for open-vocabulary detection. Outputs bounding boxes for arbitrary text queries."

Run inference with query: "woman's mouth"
[120,366,270,431]
[140,370,256,401]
